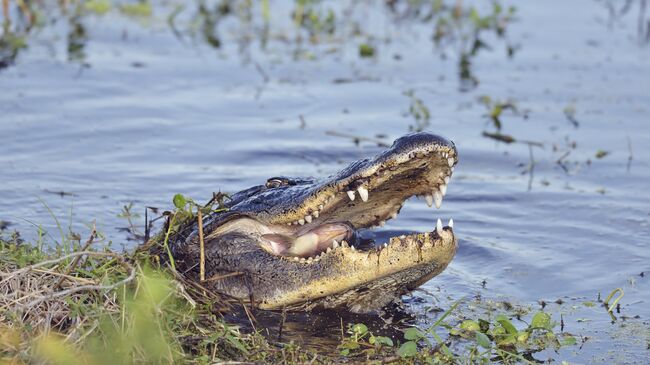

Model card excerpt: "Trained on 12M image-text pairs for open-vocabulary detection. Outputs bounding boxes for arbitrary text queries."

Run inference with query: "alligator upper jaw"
[266,133,458,230]
[215,132,458,260]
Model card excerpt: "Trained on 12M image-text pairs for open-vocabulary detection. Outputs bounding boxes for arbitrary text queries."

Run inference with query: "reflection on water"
[1,0,650,362]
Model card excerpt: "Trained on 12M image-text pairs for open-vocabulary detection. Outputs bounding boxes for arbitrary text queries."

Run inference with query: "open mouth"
[209,135,458,263]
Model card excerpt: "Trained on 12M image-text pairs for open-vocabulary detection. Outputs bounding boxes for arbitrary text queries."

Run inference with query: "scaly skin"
[160,132,458,313]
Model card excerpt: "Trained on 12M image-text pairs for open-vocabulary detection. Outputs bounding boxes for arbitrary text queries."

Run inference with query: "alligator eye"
[265,177,289,189]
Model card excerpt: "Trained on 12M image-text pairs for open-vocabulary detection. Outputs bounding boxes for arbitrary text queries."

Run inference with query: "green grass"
[0,200,578,364]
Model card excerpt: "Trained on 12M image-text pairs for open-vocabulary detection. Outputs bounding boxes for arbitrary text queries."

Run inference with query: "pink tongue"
[261,223,351,258]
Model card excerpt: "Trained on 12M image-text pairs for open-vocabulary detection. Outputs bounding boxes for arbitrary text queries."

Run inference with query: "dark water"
[1,0,649,362]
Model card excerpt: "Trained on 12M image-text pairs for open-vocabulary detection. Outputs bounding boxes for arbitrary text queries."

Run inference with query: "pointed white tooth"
[298,219,305,225]
[383,243,388,248]
[305,215,312,223]
[332,239,339,248]
[319,204,324,210]
[444,176,450,184]
[293,257,300,261]
[443,152,448,158]
[448,218,454,228]
[433,191,443,209]
[447,157,454,167]
[399,235,406,239]
[307,257,313,263]
[425,194,433,207]
[451,166,455,173]
[436,218,443,234]
[341,240,349,248]
[391,212,398,219]
[326,247,332,253]
[313,211,319,218]
[300,258,306,263]
[351,245,355,251]
[287,222,293,226]
[346,190,356,201]
[378,220,385,227]
[440,184,447,196]
[357,186,369,202]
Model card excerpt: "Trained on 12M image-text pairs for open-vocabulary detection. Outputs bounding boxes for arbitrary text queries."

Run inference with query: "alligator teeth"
[318,204,324,210]
[440,183,447,196]
[332,239,339,248]
[383,243,388,248]
[293,257,300,261]
[298,219,305,225]
[443,152,448,158]
[300,258,306,263]
[451,166,455,173]
[307,257,313,263]
[399,235,406,240]
[357,186,369,202]
[378,220,385,227]
[346,190,356,201]
[425,194,434,207]
[351,245,356,251]
[341,240,349,248]
[391,212,398,219]
[436,218,443,235]
[447,157,455,167]
[313,211,319,218]
[326,247,332,253]
[444,176,450,184]
[433,191,443,209]
[448,218,454,228]
[305,215,312,223]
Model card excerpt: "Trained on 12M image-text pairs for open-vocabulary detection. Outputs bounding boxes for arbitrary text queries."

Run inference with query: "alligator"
[159,132,458,313]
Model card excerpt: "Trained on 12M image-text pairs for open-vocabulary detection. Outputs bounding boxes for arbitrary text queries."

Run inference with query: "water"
[1,0,649,362]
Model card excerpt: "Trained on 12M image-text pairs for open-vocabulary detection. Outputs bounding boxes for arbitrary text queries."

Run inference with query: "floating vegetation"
[0,0,519,89]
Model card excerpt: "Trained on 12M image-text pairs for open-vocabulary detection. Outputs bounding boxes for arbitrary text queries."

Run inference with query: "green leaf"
[561,335,577,346]
[84,0,111,15]
[397,341,418,357]
[475,332,491,349]
[359,43,375,58]
[404,327,425,340]
[120,2,152,17]
[371,336,394,347]
[460,320,480,332]
[495,315,518,335]
[351,323,368,336]
[530,312,552,330]
[173,194,187,209]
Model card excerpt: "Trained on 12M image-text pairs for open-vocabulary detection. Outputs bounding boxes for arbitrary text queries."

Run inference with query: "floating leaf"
[530,312,552,330]
[404,327,425,340]
[370,335,393,347]
[460,320,480,332]
[397,341,418,357]
[475,332,491,349]
[561,335,577,346]
[495,315,517,335]
[595,150,609,159]
[359,43,375,58]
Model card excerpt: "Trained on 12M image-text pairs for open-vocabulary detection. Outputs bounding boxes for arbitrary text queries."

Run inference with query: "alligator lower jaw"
[259,226,457,311]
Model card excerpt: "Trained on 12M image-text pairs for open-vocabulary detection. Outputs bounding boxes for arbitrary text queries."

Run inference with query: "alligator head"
[165,132,458,313]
